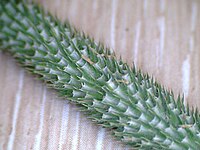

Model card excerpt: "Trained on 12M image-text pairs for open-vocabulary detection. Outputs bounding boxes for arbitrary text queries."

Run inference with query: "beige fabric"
[0,0,200,149]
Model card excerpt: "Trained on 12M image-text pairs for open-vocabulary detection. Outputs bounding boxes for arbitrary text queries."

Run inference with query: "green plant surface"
[0,1,200,149]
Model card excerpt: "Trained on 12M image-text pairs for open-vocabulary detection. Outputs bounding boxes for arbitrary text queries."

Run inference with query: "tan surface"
[0,0,200,149]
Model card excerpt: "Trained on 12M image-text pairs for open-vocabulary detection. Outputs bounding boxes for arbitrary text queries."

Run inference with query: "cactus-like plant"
[1,0,200,149]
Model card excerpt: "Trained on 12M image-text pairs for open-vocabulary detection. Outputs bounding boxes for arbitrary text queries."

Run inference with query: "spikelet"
[0,1,200,149]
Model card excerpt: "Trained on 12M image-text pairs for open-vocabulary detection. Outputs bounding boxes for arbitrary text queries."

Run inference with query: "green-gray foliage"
[0,1,200,149]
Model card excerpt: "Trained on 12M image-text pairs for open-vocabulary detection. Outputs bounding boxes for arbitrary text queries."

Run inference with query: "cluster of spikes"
[1,0,200,149]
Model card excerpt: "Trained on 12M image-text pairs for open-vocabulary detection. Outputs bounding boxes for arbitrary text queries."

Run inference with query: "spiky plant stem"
[0,1,200,149]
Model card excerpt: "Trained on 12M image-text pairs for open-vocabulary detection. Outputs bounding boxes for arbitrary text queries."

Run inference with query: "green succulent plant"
[1,0,200,149]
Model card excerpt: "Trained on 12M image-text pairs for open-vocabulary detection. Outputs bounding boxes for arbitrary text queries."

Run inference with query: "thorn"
[116,79,129,84]
[81,55,94,65]
[179,124,193,129]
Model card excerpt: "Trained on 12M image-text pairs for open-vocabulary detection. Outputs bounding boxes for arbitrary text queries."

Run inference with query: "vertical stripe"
[71,112,80,150]
[55,0,61,15]
[133,21,141,68]
[160,0,165,13]
[182,55,190,99]
[69,0,78,20]
[92,0,98,11]
[182,2,197,103]
[121,13,127,54]
[189,2,197,52]
[143,0,148,17]
[189,36,194,52]
[58,102,70,150]
[33,87,47,150]
[110,0,118,50]
[7,70,24,150]
[191,2,198,32]
[95,128,106,150]
[157,17,165,68]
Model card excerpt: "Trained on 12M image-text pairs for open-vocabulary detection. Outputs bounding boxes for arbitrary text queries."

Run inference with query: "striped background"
[0,0,200,149]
